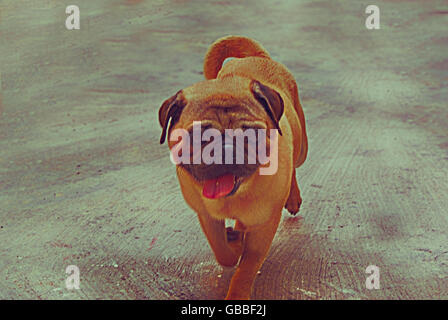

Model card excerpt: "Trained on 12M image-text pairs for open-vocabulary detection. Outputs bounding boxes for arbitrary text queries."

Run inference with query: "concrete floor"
[0,0,447,299]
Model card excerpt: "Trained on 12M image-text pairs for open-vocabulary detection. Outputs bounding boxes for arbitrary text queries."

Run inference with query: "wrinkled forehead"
[181,79,261,121]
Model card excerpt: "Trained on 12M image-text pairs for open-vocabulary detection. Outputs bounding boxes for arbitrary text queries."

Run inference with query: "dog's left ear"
[250,80,284,135]
[158,90,186,144]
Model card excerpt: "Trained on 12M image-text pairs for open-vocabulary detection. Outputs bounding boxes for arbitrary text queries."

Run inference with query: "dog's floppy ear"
[158,90,186,144]
[250,80,284,135]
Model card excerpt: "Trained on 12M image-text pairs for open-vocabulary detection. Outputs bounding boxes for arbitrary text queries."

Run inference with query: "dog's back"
[203,35,308,167]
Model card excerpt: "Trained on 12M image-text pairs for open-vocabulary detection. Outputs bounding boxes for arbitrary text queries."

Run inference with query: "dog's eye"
[201,123,213,131]
[241,123,266,131]
[187,122,214,135]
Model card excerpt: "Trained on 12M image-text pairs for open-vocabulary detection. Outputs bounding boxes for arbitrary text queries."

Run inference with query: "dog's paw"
[225,291,250,300]
[285,195,302,216]
[226,227,240,242]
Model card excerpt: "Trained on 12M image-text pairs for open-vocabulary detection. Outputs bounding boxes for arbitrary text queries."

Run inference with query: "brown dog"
[158,35,308,299]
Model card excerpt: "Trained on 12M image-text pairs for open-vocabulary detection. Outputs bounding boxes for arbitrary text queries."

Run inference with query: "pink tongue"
[202,174,235,199]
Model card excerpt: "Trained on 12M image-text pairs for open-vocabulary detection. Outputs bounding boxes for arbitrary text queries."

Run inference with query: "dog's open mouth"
[202,174,243,199]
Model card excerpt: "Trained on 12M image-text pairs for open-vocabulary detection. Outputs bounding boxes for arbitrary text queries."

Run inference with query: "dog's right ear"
[158,90,186,144]
[250,80,284,135]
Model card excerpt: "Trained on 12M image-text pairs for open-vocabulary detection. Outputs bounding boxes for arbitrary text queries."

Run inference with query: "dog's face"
[159,77,284,199]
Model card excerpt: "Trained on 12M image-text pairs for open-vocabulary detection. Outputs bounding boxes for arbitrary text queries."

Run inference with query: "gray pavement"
[0,0,447,299]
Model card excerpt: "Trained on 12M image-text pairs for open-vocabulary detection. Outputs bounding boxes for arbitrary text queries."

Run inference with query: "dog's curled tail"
[203,35,271,80]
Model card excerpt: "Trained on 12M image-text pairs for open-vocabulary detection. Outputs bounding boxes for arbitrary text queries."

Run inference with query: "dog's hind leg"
[284,171,302,215]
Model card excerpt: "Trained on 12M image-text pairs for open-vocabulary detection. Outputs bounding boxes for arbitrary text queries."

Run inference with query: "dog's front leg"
[225,210,282,300]
[196,211,243,267]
